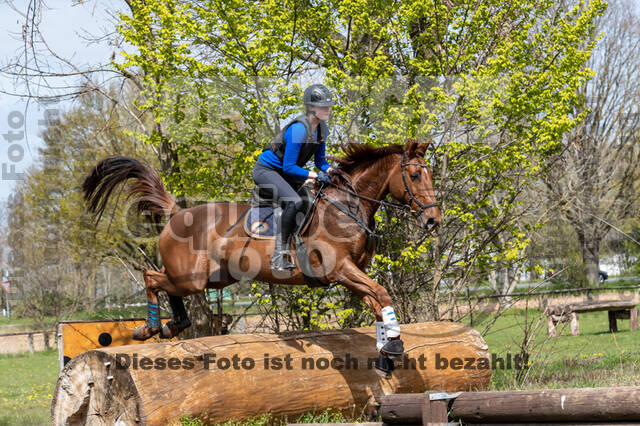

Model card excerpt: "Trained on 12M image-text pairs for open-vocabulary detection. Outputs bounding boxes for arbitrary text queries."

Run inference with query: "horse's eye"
[410,172,420,181]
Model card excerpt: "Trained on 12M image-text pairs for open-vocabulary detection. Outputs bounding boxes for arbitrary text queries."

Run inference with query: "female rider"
[253,84,335,271]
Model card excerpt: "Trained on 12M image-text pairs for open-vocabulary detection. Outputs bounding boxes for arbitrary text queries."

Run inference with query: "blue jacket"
[258,122,330,180]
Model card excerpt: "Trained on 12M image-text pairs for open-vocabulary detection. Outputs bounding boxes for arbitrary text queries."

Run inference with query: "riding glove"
[316,170,331,184]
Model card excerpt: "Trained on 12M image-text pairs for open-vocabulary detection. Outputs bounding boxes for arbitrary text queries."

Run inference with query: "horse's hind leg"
[161,295,192,339]
[132,268,197,340]
[132,268,167,340]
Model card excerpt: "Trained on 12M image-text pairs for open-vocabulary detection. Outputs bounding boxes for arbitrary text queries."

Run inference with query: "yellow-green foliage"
[113,0,606,323]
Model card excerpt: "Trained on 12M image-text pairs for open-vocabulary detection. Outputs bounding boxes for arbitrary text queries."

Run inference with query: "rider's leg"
[253,161,302,271]
[274,199,299,270]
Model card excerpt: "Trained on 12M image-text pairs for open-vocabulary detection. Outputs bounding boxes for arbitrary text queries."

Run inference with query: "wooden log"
[379,387,640,423]
[547,300,636,315]
[631,307,638,331]
[51,322,490,425]
[569,300,636,313]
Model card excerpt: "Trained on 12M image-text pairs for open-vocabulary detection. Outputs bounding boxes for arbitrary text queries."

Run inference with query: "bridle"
[399,150,439,218]
[319,150,439,236]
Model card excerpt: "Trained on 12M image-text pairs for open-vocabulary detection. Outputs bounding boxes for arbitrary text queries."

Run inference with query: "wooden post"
[631,308,638,331]
[27,332,34,354]
[608,310,618,332]
[547,315,556,337]
[421,392,448,425]
[569,312,579,336]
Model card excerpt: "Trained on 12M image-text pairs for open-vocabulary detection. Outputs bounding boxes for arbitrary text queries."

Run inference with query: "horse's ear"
[415,140,431,157]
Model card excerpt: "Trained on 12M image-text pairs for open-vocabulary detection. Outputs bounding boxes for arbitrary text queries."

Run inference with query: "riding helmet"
[303,84,336,107]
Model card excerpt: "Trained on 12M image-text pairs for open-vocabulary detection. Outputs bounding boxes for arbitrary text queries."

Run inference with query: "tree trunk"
[183,292,218,338]
[43,330,51,350]
[582,237,600,286]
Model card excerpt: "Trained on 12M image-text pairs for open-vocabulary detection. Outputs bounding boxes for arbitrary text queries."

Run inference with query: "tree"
[544,0,640,285]
[3,88,159,329]
[2,0,606,331]
[114,0,605,326]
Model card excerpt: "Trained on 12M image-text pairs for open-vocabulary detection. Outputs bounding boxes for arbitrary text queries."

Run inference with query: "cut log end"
[51,351,142,425]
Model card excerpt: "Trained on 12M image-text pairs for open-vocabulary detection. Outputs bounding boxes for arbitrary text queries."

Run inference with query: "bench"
[545,300,638,337]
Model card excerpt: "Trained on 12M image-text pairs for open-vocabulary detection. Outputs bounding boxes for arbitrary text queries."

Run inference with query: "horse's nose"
[424,215,440,232]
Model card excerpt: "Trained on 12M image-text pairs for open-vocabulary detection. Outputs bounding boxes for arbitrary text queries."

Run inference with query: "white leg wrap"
[376,321,387,351]
[381,306,401,338]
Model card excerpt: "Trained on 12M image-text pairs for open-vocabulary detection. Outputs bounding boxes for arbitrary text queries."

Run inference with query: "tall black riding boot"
[270,202,297,271]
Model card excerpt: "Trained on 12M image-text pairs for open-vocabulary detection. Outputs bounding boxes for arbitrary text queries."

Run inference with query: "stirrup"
[270,250,296,271]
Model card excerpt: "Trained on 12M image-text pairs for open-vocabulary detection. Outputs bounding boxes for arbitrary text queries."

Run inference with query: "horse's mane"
[332,140,422,174]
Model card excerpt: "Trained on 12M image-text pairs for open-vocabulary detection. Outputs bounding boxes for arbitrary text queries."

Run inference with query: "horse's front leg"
[334,260,405,378]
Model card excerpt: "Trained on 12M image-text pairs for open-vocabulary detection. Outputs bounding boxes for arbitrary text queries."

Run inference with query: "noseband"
[400,151,439,218]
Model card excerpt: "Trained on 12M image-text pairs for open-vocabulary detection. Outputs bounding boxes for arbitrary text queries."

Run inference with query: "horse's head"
[388,141,441,231]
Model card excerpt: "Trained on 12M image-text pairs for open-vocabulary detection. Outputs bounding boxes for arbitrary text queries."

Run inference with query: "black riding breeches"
[252,160,303,210]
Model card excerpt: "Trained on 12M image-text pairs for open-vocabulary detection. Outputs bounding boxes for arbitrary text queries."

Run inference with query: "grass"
[2,308,640,425]
[0,350,58,426]
[476,308,640,389]
[178,408,368,426]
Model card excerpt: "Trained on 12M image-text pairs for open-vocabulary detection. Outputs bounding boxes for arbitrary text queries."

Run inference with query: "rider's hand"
[308,171,318,179]
[316,170,331,184]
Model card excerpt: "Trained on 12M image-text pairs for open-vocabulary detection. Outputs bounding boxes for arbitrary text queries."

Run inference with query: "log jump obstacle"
[57,316,231,371]
[51,322,490,425]
[379,387,640,424]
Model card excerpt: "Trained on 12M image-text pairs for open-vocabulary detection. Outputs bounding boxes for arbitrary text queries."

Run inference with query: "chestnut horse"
[82,141,440,376]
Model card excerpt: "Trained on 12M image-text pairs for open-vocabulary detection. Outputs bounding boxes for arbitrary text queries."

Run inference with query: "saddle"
[243,184,325,287]
[244,185,315,239]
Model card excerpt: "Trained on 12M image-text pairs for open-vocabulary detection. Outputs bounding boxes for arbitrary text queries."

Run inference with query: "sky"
[0,0,121,207]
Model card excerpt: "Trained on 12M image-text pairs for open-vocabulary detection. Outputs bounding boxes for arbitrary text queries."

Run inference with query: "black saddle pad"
[244,185,314,239]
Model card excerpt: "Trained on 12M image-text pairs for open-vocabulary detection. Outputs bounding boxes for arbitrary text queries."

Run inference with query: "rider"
[253,84,336,271]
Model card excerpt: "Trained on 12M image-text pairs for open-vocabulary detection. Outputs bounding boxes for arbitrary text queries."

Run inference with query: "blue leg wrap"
[147,302,161,328]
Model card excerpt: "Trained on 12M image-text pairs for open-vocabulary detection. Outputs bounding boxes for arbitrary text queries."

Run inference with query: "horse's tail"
[82,156,180,226]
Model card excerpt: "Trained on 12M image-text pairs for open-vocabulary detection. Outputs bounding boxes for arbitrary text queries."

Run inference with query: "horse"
[82,140,441,376]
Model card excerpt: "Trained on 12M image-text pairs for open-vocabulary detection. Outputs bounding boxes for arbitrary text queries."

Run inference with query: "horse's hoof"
[132,325,160,341]
[381,338,404,361]
[374,353,394,379]
[161,319,191,339]
[161,323,175,339]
